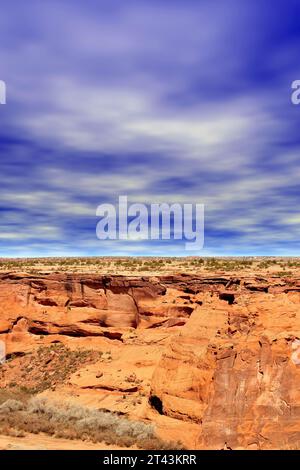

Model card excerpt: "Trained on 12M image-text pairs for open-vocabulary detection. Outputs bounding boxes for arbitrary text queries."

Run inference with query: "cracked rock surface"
[1,272,300,449]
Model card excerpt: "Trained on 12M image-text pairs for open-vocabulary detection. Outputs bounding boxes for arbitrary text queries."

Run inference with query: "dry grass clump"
[0,396,184,449]
[0,399,25,413]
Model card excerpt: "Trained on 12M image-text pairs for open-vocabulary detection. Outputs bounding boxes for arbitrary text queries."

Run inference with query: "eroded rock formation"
[150,282,300,449]
[1,272,300,449]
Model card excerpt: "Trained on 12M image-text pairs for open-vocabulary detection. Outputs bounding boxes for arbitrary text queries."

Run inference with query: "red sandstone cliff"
[1,272,300,449]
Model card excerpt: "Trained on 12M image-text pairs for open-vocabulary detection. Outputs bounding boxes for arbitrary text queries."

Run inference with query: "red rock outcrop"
[150,288,300,449]
[0,273,198,359]
[2,272,300,449]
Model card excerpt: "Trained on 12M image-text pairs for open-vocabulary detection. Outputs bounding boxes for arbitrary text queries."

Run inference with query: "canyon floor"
[1,257,300,450]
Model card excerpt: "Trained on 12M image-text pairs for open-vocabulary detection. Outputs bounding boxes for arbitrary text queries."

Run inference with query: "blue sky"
[1,0,300,257]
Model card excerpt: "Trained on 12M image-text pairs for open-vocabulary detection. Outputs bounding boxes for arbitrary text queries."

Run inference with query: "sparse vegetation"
[1,255,300,276]
[0,397,184,449]
[276,271,293,277]
[0,344,102,394]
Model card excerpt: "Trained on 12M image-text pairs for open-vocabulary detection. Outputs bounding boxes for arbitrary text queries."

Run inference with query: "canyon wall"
[1,272,300,448]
